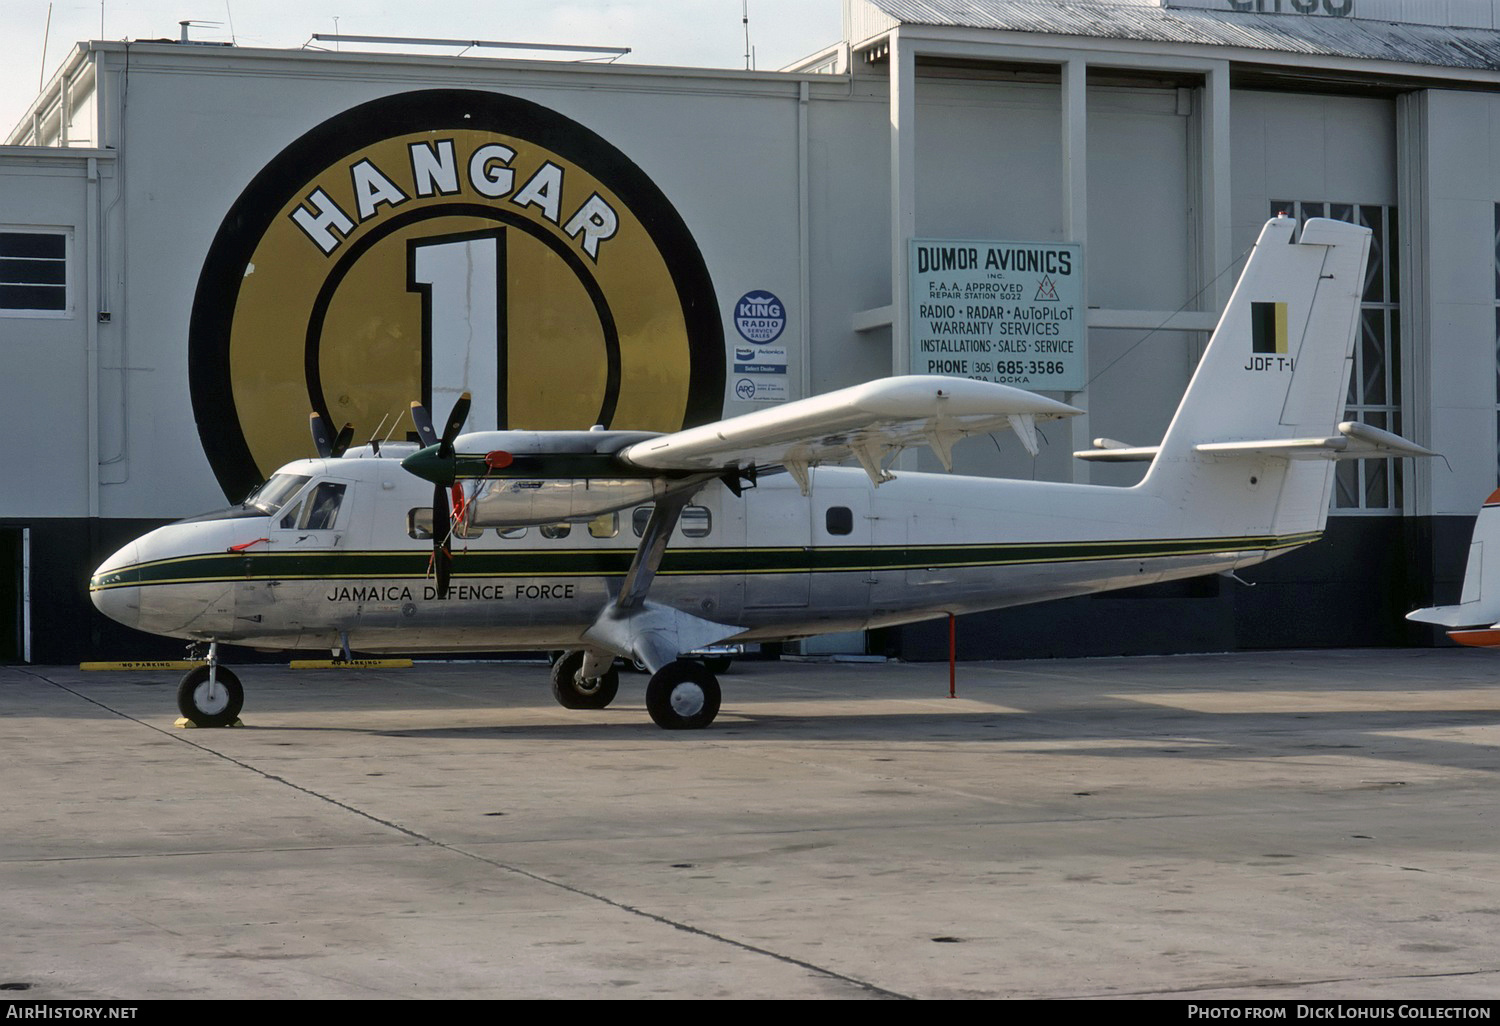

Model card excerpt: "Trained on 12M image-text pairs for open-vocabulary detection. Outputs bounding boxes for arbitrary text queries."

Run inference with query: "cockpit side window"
[296,482,346,531]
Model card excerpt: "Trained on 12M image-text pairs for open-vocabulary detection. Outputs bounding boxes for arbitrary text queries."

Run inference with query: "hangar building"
[4,0,1499,663]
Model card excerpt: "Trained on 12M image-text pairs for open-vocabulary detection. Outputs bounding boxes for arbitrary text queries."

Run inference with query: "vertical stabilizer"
[1141,216,1371,538]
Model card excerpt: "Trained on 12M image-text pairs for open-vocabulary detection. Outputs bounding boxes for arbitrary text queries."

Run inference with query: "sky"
[3,0,846,136]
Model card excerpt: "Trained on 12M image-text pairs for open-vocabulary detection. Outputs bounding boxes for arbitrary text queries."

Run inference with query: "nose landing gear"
[177,642,243,727]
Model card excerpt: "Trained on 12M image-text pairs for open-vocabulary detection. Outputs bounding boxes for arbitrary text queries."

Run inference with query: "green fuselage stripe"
[90,532,1321,590]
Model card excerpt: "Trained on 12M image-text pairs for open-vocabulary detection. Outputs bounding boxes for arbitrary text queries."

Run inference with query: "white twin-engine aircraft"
[91,216,1432,730]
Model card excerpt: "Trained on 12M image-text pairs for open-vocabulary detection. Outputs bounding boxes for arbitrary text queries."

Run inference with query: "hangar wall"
[5,2,1500,662]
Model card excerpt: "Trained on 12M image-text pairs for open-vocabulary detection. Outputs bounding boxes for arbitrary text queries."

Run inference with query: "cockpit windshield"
[243,474,311,515]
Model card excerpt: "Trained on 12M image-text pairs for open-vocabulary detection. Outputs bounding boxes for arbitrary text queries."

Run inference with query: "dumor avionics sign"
[190,89,723,501]
[908,238,1085,392]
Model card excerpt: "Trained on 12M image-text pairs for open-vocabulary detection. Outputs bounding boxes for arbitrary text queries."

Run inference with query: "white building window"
[0,230,70,316]
[1272,202,1400,512]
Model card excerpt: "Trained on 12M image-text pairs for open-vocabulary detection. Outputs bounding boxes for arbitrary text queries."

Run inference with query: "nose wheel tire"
[549,650,621,710]
[176,665,244,727]
[645,660,721,730]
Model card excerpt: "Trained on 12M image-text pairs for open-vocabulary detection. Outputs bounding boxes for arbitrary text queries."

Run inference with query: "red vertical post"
[948,613,956,698]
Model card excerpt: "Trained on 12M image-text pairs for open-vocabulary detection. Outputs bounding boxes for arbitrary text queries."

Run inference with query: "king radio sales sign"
[908,238,1085,392]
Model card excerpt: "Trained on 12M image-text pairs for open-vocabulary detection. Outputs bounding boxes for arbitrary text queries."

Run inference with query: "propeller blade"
[409,402,437,447]
[438,392,471,458]
[433,483,452,600]
[331,423,355,459]
[309,412,334,459]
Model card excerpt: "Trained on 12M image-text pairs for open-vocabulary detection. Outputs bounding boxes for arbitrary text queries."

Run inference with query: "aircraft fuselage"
[90,454,1308,654]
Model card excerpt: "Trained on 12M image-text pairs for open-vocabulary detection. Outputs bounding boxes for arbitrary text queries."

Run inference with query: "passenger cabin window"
[589,512,618,539]
[454,521,484,539]
[407,508,433,540]
[826,506,853,536]
[681,506,711,538]
[632,506,653,538]
[498,526,528,539]
[540,523,572,540]
[632,505,712,538]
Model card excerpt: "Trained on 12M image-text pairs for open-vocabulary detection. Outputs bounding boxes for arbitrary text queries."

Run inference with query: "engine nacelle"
[466,477,676,527]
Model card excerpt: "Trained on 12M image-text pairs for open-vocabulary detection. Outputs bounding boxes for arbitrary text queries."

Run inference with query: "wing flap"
[619,376,1079,487]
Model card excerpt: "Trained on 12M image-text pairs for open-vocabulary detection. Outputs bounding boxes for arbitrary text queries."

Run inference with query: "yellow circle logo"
[191,90,723,499]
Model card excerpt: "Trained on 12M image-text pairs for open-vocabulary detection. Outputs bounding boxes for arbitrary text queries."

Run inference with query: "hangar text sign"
[908,239,1085,392]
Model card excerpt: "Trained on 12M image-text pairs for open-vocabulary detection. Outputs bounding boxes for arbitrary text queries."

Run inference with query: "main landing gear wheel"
[701,656,733,675]
[550,650,621,710]
[176,665,243,728]
[645,660,721,730]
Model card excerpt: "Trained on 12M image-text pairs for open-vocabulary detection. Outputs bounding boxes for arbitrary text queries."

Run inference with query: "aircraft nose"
[90,541,141,629]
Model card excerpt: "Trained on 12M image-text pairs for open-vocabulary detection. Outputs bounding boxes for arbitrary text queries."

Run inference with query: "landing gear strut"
[177,642,243,727]
[645,659,721,730]
[550,650,621,709]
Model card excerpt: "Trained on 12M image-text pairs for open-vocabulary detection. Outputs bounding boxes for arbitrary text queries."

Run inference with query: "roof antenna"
[39,3,52,93]
[742,0,752,70]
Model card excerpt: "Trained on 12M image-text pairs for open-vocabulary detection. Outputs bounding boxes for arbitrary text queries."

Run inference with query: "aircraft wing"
[617,375,1080,491]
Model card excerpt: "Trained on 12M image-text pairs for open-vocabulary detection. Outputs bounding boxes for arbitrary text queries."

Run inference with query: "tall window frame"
[1272,201,1401,513]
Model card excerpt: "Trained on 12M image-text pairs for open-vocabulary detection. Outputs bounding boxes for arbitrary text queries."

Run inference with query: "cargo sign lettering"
[909,239,1084,391]
[1169,1,1353,16]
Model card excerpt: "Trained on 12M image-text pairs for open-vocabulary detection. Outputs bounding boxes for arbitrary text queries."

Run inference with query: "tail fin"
[1139,215,1372,537]
[1408,490,1500,645]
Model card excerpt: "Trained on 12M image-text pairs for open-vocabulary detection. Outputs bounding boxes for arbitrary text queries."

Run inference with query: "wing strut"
[616,488,697,611]
[583,477,745,674]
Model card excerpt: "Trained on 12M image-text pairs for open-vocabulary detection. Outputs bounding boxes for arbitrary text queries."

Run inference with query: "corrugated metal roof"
[855,0,1500,73]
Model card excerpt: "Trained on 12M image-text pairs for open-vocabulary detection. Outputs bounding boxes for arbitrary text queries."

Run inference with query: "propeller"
[405,393,471,599]
[309,413,355,459]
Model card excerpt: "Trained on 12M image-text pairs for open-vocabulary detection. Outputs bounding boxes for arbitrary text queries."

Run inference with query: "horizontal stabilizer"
[1079,422,1432,464]
[620,376,1079,490]
[1075,438,1160,463]
[1406,605,1493,629]
[1195,422,1434,461]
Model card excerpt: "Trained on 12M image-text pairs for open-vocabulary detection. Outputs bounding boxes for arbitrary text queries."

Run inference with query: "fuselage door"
[809,475,874,618]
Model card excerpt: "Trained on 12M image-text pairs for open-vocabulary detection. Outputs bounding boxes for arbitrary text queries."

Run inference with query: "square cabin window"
[0,230,70,316]
[589,512,619,539]
[680,506,711,538]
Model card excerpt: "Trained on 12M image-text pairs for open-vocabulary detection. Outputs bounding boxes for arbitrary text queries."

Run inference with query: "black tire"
[701,656,733,674]
[176,665,244,727]
[549,650,620,710]
[645,660,721,730]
